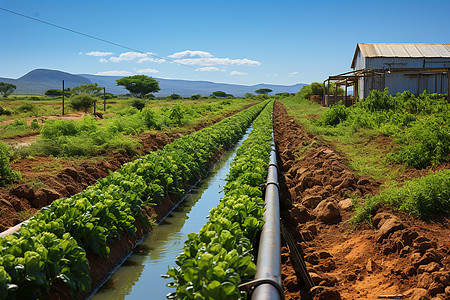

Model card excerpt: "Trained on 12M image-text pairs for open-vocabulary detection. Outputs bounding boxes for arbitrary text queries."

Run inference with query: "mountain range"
[0,69,306,97]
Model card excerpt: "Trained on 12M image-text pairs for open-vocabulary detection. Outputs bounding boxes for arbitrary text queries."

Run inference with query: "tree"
[211,91,233,98]
[170,94,181,100]
[244,93,254,98]
[45,89,63,96]
[71,83,103,95]
[297,82,344,99]
[255,88,272,95]
[191,94,201,100]
[0,82,16,97]
[116,75,160,98]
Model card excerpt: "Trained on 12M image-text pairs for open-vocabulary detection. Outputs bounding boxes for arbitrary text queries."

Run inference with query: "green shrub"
[17,103,37,113]
[0,107,12,116]
[41,119,79,139]
[323,101,348,126]
[352,170,450,224]
[0,141,21,185]
[388,117,449,168]
[170,94,181,100]
[30,119,40,130]
[131,99,145,111]
[141,108,157,129]
[70,94,96,113]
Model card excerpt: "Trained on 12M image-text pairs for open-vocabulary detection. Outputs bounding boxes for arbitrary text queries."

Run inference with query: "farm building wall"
[353,56,450,98]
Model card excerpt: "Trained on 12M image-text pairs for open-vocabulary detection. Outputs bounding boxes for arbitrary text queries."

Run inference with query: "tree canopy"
[255,88,272,95]
[297,82,344,99]
[0,82,16,97]
[211,91,233,98]
[116,75,160,98]
[45,89,63,96]
[71,83,103,95]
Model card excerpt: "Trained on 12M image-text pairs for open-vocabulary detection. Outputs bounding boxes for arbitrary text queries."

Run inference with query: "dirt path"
[273,100,450,300]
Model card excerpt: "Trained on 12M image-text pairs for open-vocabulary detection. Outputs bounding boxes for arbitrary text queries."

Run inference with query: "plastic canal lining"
[90,127,252,300]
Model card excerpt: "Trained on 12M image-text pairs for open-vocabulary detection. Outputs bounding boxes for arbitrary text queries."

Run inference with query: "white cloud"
[137,57,166,64]
[110,52,150,63]
[78,52,83,55]
[174,57,261,66]
[95,70,132,76]
[137,68,159,74]
[195,67,220,72]
[99,58,108,63]
[230,71,248,76]
[289,71,299,75]
[168,50,213,59]
[86,51,113,57]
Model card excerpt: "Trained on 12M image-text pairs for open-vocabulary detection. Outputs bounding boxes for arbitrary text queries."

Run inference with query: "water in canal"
[90,128,251,300]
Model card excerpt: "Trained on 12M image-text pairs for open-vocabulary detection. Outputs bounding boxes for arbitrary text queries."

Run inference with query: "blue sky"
[1,0,449,86]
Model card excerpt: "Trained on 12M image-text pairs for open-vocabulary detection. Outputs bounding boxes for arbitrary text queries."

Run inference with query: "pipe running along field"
[165,100,277,299]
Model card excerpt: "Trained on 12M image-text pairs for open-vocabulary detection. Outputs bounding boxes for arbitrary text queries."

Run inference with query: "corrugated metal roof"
[351,43,450,68]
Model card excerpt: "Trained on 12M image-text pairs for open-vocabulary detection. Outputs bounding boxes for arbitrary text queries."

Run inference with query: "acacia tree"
[0,82,16,97]
[71,83,103,95]
[255,88,272,95]
[116,75,160,98]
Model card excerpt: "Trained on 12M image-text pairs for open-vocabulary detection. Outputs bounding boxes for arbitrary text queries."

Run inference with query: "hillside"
[1,69,306,96]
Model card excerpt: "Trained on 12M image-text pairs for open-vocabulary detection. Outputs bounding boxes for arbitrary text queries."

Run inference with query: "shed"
[324,43,450,105]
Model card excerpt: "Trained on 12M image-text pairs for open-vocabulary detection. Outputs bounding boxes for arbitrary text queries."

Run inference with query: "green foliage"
[190,94,201,100]
[166,101,273,299]
[169,103,184,125]
[322,101,349,126]
[71,83,102,95]
[17,103,37,113]
[70,94,96,113]
[170,94,181,100]
[0,102,268,299]
[131,99,146,111]
[116,75,160,98]
[352,170,450,225]
[244,93,254,98]
[45,89,63,97]
[297,82,343,99]
[254,88,272,95]
[0,107,12,116]
[0,82,16,97]
[211,91,229,98]
[388,116,449,168]
[0,141,21,186]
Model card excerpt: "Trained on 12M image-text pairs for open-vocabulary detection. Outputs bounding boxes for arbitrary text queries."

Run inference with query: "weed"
[17,210,33,222]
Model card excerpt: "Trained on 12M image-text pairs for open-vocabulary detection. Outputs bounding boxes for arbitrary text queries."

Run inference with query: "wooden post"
[334,82,338,105]
[447,69,450,102]
[103,87,106,111]
[326,79,330,106]
[62,80,65,115]
[93,99,96,115]
[322,81,326,106]
[345,79,348,106]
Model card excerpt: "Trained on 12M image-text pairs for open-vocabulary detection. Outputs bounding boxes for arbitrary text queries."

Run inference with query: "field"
[0,91,449,300]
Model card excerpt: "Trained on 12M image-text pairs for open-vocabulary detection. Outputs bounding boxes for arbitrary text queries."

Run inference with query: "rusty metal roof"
[351,43,450,68]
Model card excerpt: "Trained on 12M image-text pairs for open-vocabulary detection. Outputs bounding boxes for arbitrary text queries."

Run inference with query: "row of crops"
[0,101,269,300]
[165,101,274,299]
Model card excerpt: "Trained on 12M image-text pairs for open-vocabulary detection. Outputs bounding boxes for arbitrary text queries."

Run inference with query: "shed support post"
[447,69,450,103]
[345,79,348,106]
[326,79,330,106]
[322,80,326,106]
[334,82,338,106]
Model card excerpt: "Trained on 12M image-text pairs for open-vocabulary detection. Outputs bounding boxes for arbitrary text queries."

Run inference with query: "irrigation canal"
[90,127,252,300]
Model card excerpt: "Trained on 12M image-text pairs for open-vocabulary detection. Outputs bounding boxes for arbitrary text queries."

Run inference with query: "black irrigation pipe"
[241,130,284,300]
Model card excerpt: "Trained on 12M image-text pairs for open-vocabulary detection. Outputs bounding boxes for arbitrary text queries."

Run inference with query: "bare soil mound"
[273,100,450,300]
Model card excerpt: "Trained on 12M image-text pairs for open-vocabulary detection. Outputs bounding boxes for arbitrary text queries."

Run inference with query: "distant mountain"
[1,69,306,96]
[0,69,92,94]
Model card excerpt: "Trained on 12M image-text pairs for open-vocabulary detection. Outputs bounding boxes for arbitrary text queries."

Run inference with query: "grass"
[351,169,450,224]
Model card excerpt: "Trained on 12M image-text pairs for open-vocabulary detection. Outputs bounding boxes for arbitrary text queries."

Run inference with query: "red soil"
[273,100,450,300]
